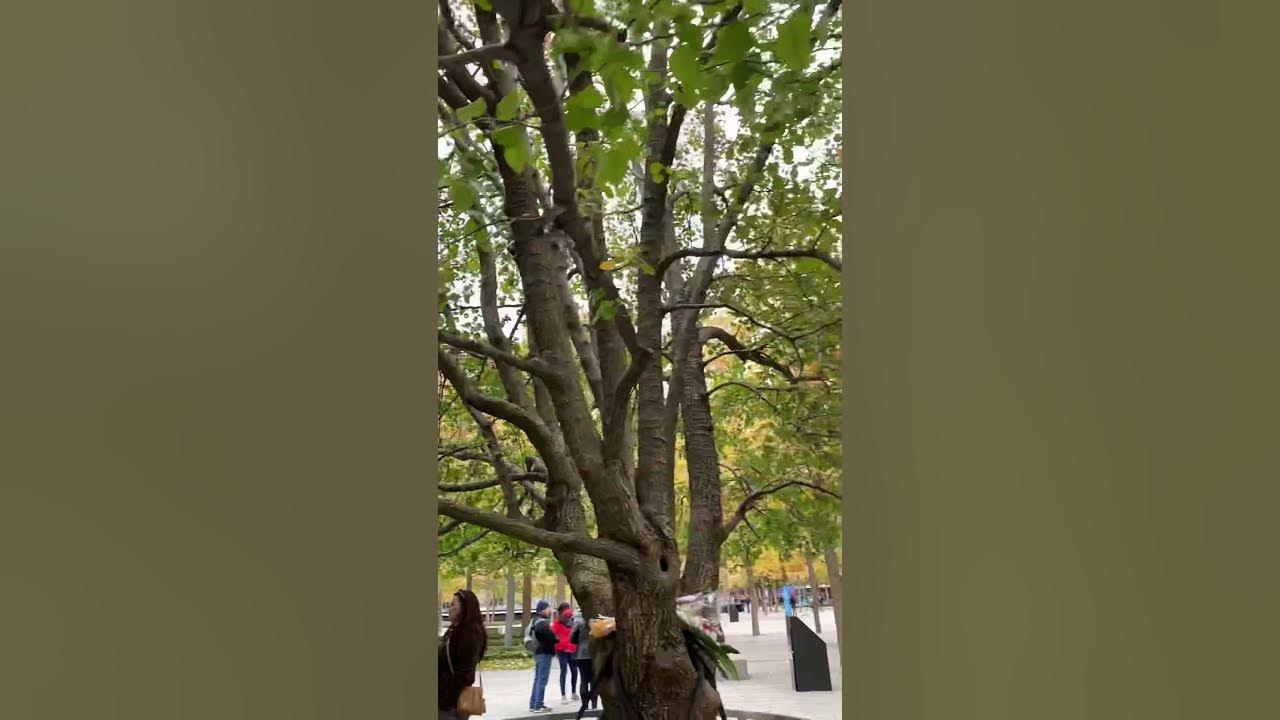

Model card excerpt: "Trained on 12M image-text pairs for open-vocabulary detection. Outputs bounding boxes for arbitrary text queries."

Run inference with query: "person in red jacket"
[552,603,579,704]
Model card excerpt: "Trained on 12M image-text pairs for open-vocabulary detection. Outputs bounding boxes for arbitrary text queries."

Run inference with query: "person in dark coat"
[528,600,559,713]
[569,612,598,717]
[439,589,487,719]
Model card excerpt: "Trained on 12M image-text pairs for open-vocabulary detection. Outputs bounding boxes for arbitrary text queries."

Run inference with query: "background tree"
[437,1,842,716]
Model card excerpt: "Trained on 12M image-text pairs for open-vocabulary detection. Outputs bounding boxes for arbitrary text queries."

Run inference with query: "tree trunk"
[522,570,533,636]
[465,569,473,593]
[595,570,705,720]
[746,563,760,637]
[804,551,823,633]
[824,547,843,663]
[505,565,517,646]
[679,331,725,596]
[677,104,727,598]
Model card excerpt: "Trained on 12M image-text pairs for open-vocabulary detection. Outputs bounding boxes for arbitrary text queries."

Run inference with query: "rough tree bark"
[522,570,533,636]
[505,564,517,646]
[805,551,823,633]
[824,547,843,662]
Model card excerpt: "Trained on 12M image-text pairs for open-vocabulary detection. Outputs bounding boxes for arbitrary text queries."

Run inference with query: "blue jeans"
[530,652,553,709]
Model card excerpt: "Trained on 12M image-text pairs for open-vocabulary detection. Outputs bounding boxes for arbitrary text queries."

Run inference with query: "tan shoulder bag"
[447,635,485,717]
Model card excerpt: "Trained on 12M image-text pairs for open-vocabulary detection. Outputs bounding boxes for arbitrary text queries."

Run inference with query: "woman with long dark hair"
[439,589,487,719]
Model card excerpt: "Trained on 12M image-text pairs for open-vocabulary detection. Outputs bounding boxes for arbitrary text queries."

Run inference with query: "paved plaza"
[477,607,842,719]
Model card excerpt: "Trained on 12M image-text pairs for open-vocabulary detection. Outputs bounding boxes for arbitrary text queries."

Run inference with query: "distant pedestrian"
[569,612,597,718]
[553,603,579,704]
[525,600,558,714]
[439,589,487,720]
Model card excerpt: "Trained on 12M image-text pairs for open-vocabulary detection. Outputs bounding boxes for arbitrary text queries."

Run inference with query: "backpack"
[523,617,541,653]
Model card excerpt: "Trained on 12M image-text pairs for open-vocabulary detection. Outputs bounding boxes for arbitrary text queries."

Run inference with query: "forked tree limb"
[439,330,557,379]
[438,348,558,456]
[698,326,799,381]
[439,471,547,494]
[653,247,842,277]
[438,76,470,109]
[438,528,492,558]
[437,43,517,70]
[722,480,842,536]
[438,498,640,571]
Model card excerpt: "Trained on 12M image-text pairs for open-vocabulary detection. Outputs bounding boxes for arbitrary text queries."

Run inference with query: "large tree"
[437,1,841,716]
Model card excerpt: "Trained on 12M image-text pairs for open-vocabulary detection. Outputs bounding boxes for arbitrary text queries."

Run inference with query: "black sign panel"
[787,616,832,692]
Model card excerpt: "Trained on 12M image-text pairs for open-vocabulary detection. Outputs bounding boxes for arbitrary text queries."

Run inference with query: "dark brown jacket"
[438,623,486,711]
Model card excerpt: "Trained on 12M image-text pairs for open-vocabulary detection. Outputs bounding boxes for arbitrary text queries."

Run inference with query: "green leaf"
[450,179,479,214]
[597,141,633,186]
[472,0,492,10]
[565,105,598,133]
[668,43,704,95]
[601,106,631,138]
[495,89,523,121]
[712,22,753,66]
[593,299,617,323]
[456,98,487,124]
[492,126,528,172]
[775,10,813,72]
[569,84,606,111]
[650,162,667,183]
[565,85,606,132]
[743,0,769,14]
[796,257,825,275]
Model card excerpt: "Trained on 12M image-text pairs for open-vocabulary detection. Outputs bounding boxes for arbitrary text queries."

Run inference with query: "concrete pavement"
[473,607,842,719]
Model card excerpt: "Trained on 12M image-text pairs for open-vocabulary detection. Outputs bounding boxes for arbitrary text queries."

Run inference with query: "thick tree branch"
[437,43,517,70]
[705,380,785,414]
[699,326,797,381]
[438,444,488,462]
[654,246,841,277]
[438,348,556,455]
[438,0,478,50]
[438,528,492,558]
[519,481,548,509]
[439,471,547,494]
[474,230,535,411]
[438,75,470,109]
[438,26,493,105]
[438,498,640,571]
[439,330,557,379]
[496,3,638,355]
[723,480,842,536]
[546,13,625,38]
